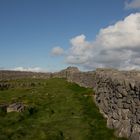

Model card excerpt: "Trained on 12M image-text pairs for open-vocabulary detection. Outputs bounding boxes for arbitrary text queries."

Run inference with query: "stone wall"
[52,67,95,88]
[0,70,51,80]
[93,69,140,140]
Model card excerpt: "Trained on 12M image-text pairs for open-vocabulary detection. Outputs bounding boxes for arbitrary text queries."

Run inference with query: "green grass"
[0,78,127,140]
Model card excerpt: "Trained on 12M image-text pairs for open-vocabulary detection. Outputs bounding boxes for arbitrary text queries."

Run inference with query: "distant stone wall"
[52,67,95,88]
[0,70,51,80]
[66,72,95,88]
[93,69,140,140]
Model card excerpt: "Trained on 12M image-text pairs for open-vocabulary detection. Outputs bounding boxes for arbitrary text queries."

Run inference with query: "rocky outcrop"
[94,68,140,140]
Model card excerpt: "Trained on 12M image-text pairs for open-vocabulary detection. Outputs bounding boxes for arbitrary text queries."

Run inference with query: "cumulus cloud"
[66,13,140,70]
[51,46,64,56]
[96,13,140,49]
[66,34,92,64]
[125,0,140,9]
[13,67,45,72]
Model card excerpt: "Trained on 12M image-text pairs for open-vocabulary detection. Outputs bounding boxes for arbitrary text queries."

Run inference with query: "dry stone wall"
[52,67,95,88]
[0,70,51,80]
[93,69,140,140]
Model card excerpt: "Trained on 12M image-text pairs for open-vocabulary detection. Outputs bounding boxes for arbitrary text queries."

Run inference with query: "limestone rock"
[93,68,140,140]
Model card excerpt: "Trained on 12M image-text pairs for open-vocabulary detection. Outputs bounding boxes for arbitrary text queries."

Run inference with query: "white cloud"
[66,34,92,64]
[70,34,87,47]
[13,67,46,72]
[96,13,140,49]
[51,46,64,56]
[125,0,140,9]
[66,13,140,70]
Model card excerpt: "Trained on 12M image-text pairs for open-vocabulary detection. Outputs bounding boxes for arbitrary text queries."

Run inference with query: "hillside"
[0,78,126,140]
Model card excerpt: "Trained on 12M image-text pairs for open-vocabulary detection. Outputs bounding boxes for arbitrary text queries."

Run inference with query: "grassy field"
[0,78,126,140]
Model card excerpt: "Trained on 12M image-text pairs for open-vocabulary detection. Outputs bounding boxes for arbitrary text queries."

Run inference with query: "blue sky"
[0,0,140,72]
